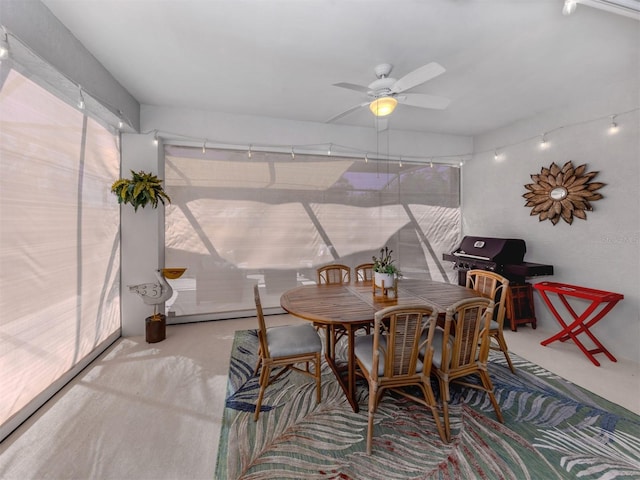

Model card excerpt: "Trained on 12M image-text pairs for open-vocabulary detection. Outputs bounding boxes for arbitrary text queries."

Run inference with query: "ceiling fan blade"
[397,93,450,110]
[332,82,370,93]
[325,102,369,123]
[391,62,446,93]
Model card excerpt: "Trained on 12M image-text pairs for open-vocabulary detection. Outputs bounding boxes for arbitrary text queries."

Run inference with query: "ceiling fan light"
[369,97,398,117]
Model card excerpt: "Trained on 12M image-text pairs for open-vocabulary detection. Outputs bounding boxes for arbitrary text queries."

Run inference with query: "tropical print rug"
[215,329,640,479]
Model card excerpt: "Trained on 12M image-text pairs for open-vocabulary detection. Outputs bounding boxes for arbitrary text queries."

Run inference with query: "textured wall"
[465,93,639,363]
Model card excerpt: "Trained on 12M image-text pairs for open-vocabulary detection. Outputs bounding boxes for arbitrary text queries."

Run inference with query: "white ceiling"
[40,0,639,136]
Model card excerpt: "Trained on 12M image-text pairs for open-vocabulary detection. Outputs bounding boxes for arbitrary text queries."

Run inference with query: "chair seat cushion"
[354,335,424,376]
[429,329,453,369]
[489,319,499,332]
[267,324,322,358]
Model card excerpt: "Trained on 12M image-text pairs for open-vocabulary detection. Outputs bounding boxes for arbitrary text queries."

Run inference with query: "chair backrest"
[317,264,351,285]
[439,297,494,372]
[254,284,271,360]
[355,263,374,282]
[466,270,509,331]
[372,303,441,380]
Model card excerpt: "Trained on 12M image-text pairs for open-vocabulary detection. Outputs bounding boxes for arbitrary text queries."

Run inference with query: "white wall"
[466,93,639,363]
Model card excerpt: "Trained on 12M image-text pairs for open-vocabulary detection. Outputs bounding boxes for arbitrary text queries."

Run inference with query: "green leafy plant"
[111,170,171,211]
[372,246,400,275]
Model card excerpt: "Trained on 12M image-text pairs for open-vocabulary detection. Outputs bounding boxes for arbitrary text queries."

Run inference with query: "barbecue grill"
[443,236,553,286]
[443,236,554,330]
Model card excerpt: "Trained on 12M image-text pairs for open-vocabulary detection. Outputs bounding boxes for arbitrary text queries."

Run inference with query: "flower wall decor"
[523,161,605,225]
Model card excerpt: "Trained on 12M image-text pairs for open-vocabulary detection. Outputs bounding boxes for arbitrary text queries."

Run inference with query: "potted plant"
[111,170,171,211]
[372,246,400,289]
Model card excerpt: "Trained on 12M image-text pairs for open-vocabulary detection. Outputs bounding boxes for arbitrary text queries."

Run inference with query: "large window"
[164,146,460,317]
[0,69,121,437]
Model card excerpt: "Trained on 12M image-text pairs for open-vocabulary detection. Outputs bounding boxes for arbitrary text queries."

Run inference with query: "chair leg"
[420,383,447,443]
[314,354,322,404]
[253,354,262,376]
[493,333,516,374]
[366,383,379,455]
[438,376,451,442]
[254,365,271,421]
[479,370,504,424]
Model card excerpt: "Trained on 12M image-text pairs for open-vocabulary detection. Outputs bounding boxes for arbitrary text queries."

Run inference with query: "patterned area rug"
[215,329,640,479]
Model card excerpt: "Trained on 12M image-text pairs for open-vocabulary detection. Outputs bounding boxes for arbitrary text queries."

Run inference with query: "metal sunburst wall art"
[523,161,605,225]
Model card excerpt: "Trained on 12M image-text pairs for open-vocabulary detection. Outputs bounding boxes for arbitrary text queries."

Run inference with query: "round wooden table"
[280,278,481,412]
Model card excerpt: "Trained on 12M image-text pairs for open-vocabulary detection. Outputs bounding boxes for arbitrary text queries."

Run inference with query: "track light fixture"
[148,105,629,171]
[563,0,577,15]
[77,87,85,110]
[0,27,9,59]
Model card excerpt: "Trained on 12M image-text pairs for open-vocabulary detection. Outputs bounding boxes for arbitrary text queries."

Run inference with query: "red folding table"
[533,281,624,366]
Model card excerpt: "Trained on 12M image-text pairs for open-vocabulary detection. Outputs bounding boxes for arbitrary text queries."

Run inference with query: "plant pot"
[374,272,395,289]
[145,314,166,343]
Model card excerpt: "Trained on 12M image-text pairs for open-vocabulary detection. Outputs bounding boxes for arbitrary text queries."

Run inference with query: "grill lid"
[453,236,526,265]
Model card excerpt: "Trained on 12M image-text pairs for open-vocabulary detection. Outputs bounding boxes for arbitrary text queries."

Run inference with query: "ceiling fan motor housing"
[369,64,397,97]
[374,63,393,78]
[368,77,396,97]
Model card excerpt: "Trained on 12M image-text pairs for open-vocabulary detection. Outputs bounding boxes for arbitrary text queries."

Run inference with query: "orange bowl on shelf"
[162,268,187,279]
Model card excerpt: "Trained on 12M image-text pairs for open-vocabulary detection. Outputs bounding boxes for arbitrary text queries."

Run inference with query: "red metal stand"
[533,281,624,366]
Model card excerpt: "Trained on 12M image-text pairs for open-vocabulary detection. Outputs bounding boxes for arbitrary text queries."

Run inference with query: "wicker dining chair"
[354,303,447,454]
[431,296,503,441]
[253,285,322,421]
[355,263,374,283]
[317,264,351,285]
[466,269,515,373]
[315,264,352,345]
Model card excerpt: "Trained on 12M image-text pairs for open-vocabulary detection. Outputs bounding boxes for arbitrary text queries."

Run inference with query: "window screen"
[0,69,121,434]
[164,146,460,317]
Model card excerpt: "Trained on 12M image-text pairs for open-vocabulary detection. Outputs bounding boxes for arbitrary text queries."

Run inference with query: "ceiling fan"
[326,62,450,125]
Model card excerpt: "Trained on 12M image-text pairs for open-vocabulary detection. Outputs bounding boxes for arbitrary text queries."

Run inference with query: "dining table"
[280,278,484,412]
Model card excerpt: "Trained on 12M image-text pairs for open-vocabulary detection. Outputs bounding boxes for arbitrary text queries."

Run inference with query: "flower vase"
[374,272,395,290]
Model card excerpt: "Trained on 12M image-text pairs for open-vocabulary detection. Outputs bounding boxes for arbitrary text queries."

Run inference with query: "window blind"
[0,69,121,437]
[164,146,460,318]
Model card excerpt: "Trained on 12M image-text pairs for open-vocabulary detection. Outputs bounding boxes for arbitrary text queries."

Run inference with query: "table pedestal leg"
[324,324,359,413]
